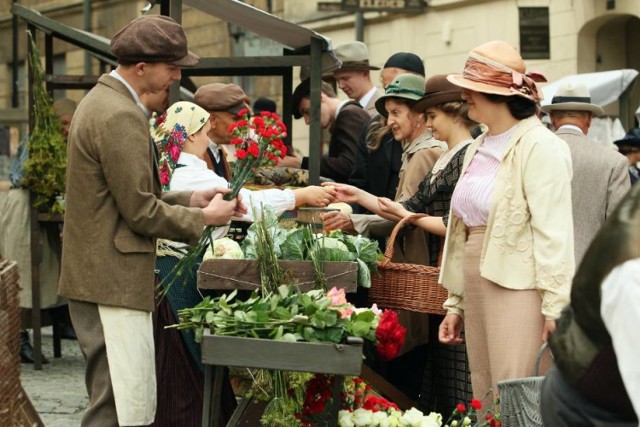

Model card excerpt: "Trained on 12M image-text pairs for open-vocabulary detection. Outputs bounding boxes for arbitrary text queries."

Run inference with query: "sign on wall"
[340,0,424,13]
[519,7,550,60]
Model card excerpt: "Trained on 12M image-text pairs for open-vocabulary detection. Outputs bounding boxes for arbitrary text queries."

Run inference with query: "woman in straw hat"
[329,74,478,412]
[437,40,574,406]
[151,101,335,426]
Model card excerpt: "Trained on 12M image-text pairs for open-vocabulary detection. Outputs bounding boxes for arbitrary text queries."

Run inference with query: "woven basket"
[368,214,447,314]
[0,259,21,425]
[497,343,551,427]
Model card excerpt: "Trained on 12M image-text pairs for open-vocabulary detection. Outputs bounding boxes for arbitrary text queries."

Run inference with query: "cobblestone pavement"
[20,327,87,426]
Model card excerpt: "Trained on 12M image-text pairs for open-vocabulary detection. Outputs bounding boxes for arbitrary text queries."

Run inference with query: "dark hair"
[484,93,537,120]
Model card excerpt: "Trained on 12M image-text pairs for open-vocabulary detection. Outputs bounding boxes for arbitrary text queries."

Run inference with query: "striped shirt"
[451,126,516,226]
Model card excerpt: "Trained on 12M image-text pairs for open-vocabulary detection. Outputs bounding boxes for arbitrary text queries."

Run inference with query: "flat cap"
[110,15,199,66]
[194,83,251,114]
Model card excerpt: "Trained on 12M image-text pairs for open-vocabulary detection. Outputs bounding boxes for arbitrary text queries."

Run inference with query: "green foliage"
[21,31,67,214]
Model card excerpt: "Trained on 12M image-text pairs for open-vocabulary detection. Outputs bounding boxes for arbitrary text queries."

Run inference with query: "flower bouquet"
[158,109,288,297]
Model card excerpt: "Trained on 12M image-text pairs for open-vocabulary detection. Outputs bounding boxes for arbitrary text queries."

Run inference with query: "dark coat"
[302,101,369,183]
[59,74,204,312]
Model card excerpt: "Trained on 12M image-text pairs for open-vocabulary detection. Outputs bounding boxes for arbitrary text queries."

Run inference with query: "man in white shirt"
[332,41,382,117]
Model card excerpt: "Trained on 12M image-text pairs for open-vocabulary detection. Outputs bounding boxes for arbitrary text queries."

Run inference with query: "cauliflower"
[203,237,244,260]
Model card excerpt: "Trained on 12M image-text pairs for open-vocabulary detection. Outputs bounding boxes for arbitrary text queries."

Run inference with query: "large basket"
[0,259,22,424]
[368,214,447,314]
[497,343,551,427]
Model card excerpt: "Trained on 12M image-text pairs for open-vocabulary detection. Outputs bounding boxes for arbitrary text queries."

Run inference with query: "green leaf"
[354,310,375,323]
[205,311,215,325]
[194,327,204,343]
[273,307,293,320]
[281,333,298,342]
[324,327,344,343]
[350,320,371,337]
[281,228,307,260]
[357,258,371,288]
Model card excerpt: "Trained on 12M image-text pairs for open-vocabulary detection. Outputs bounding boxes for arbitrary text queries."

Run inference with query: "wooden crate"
[201,333,363,376]
[198,259,358,293]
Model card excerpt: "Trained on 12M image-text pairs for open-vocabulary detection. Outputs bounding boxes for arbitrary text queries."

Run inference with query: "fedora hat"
[374,74,426,117]
[413,74,463,112]
[332,41,380,72]
[447,40,546,102]
[540,81,604,116]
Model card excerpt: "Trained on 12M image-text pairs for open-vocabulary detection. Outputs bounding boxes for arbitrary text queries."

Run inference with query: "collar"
[109,70,149,118]
[402,128,441,155]
[358,86,378,108]
[177,151,207,168]
[557,124,584,134]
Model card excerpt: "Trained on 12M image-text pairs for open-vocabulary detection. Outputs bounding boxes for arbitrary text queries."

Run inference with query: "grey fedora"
[540,81,604,116]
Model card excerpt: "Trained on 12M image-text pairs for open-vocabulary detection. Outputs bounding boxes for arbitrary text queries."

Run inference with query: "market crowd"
[8,12,637,427]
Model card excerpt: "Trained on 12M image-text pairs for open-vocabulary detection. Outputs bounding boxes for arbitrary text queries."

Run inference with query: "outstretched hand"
[378,197,410,219]
[319,210,355,232]
[321,182,361,204]
[296,185,337,207]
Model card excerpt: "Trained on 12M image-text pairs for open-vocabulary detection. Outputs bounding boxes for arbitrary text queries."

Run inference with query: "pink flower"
[338,307,355,319]
[160,170,170,186]
[169,144,181,162]
[327,287,347,306]
[370,304,382,316]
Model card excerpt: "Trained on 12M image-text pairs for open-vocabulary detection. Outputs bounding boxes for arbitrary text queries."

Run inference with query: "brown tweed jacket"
[58,74,204,312]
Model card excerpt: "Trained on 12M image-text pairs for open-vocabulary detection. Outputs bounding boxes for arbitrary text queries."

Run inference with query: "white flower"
[400,407,426,426]
[462,416,472,426]
[372,411,390,426]
[420,411,443,427]
[352,408,374,426]
[338,410,355,427]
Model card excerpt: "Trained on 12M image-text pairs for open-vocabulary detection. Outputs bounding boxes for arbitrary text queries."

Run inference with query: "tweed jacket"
[59,75,205,312]
[351,131,446,265]
[555,127,630,267]
[301,101,370,183]
[440,116,575,320]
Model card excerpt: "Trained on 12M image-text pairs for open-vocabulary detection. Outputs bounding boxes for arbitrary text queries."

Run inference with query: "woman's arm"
[322,182,379,212]
[377,197,447,236]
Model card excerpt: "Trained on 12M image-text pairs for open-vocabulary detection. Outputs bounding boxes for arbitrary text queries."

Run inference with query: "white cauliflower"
[203,237,244,260]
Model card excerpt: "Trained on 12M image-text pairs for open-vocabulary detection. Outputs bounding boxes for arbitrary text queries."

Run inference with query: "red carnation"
[470,397,482,410]
[236,149,247,160]
[456,403,466,413]
[237,107,249,117]
[260,110,271,117]
[247,142,260,157]
[375,310,406,361]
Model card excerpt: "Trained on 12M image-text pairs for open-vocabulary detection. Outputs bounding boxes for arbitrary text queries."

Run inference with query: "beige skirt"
[463,227,549,407]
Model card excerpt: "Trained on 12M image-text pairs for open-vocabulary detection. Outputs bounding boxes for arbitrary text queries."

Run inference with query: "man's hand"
[233,193,248,218]
[201,193,239,226]
[319,211,355,232]
[439,314,464,345]
[278,155,302,169]
[190,187,231,208]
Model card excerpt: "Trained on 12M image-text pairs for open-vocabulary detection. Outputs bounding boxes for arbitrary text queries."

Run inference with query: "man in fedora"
[541,81,629,266]
[332,41,382,116]
[614,128,640,185]
[280,79,369,183]
[194,82,253,181]
[59,15,243,425]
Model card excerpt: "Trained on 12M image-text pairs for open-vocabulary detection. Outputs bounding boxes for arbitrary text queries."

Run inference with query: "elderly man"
[542,81,629,266]
[281,79,370,183]
[332,41,382,116]
[194,82,251,180]
[59,15,243,426]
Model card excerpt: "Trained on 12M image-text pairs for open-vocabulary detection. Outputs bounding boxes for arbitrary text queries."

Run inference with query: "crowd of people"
[7,11,638,427]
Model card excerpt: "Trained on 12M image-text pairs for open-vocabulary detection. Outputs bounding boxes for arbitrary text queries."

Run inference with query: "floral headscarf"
[152,101,210,190]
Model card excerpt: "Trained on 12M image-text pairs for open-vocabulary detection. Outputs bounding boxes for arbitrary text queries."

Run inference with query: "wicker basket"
[368,214,447,314]
[497,343,551,427]
[0,260,22,425]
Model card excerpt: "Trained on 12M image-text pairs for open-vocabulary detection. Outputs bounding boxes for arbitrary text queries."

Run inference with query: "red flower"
[375,310,406,361]
[456,403,466,413]
[260,110,271,117]
[236,149,247,160]
[237,107,249,117]
[252,117,264,128]
[247,142,260,157]
[470,398,482,410]
[230,137,243,145]
[227,122,238,134]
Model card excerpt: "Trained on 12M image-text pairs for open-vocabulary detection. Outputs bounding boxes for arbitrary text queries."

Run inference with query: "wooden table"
[200,333,363,427]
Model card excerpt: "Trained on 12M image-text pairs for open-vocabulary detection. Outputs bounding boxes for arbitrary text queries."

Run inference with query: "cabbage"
[203,237,244,260]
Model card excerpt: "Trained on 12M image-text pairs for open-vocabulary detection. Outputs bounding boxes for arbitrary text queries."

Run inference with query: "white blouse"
[170,152,296,238]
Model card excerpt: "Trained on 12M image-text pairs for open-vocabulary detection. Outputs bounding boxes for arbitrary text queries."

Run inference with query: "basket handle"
[533,342,553,376]
[381,213,428,264]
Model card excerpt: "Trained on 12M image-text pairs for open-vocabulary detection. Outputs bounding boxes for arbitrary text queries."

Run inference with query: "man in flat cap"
[59,15,243,426]
[542,80,629,266]
[332,41,382,116]
[280,79,369,183]
[194,82,252,180]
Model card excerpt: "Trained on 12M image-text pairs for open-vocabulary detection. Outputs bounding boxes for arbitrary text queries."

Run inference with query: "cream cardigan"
[439,116,575,320]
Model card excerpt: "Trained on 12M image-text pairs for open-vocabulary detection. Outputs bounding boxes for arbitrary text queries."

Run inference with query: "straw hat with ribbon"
[447,40,547,102]
[540,81,604,116]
